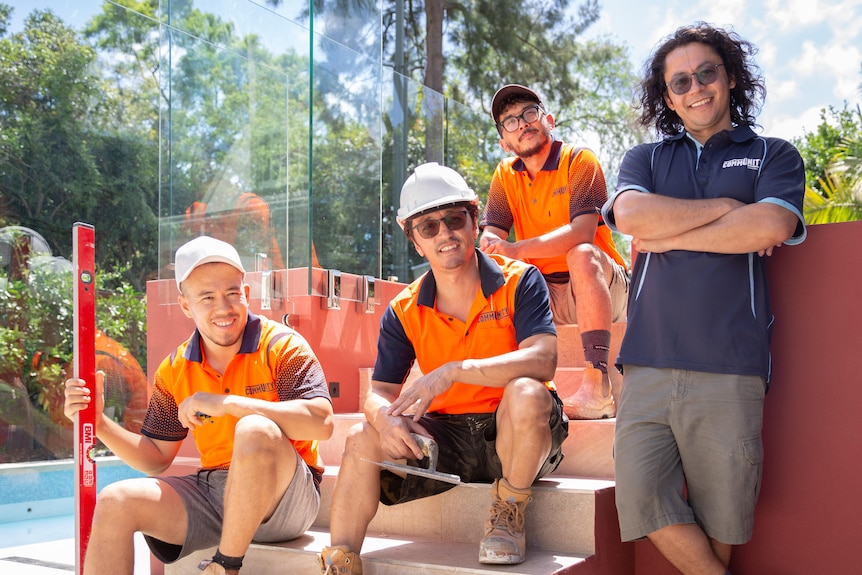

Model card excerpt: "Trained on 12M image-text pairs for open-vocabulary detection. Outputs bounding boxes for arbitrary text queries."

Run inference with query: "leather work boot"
[319,546,363,574]
[478,478,532,564]
[563,362,616,419]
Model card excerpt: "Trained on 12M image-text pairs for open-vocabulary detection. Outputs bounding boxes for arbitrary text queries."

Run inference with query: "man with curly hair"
[602,23,807,575]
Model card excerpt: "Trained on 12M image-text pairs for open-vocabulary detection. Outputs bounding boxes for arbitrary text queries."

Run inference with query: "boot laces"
[487,496,527,536]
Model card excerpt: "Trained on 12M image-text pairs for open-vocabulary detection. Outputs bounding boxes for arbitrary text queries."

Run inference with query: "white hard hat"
[396,163,478,230]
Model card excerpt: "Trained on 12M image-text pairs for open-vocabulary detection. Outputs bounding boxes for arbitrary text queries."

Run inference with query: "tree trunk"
[424,0,445,162]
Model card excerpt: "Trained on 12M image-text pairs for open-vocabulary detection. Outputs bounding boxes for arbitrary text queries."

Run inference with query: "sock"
[581,329,611,373]
[205,549,243,573]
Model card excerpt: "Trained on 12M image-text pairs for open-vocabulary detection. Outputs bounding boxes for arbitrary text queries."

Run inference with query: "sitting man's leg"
[321,422,388,574]
[561,243,620,419]
[84,477,188,575]
[200,413,314,575]
[480,377,567,564]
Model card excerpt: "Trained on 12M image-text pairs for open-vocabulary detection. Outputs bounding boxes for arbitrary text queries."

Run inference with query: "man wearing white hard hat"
[481,83,630,420]
[64,235,334,575]
[320,163,569,572]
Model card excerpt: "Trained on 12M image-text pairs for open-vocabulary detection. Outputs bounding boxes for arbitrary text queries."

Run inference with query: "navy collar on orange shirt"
[511,139,563,173]
[183,312,262,363]
[416,250,506,309]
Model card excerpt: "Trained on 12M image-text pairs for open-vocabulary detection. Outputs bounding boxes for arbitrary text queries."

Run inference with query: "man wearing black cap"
[480,84,629,420]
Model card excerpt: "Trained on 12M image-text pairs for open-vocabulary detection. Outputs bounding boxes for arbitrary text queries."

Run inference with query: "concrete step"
[313,470,612,555]
[166,527,589,574]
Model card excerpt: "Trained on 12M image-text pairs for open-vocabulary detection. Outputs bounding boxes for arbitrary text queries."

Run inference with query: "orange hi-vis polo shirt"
[372,251,557,414]
[141,314,330,479]
[481,140,626,280]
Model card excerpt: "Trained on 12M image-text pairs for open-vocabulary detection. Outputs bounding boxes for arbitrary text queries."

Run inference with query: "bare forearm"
[636,202,798,254]
[481,223,593,261]
[96,416,177,475]
[613,191,743,240]
[509,229,580,261]
[363,389,397,430]
[222,395,334,441]
[453,345,556,387]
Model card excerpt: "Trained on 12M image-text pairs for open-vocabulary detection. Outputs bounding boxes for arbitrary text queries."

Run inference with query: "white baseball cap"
[174,236,245,288]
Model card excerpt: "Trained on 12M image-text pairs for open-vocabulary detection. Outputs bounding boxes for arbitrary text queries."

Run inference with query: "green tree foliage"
[269,0,644,174]
[0,4,159,290]
[793,103,862,224]
[0,233,147,462]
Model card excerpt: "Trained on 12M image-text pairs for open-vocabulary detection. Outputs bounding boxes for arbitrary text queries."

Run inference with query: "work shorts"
[614,366,766,544]
[380,389,569,505]
[145,447,319,563]
[547,258,629,324]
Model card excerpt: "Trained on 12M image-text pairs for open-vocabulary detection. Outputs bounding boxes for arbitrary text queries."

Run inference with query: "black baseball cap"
[491,84,543,123]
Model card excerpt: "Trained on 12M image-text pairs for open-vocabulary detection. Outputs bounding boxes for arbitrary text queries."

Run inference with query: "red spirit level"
[73,223,96,574]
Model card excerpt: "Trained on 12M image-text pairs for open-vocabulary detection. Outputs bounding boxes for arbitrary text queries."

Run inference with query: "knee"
[232,414,283,461]
[342,422,380,458]
[95,480,128,511]
[566,244,603,276]
[92,479,144,525]
[503,378,552,421]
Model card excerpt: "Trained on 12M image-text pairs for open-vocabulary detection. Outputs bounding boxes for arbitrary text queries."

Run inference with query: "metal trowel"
[365,433,466,485]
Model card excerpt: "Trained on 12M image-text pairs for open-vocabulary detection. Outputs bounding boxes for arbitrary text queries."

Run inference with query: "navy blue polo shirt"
[602,126,806,380]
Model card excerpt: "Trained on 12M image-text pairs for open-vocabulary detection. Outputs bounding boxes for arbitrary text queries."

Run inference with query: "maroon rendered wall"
[632,220,862,574]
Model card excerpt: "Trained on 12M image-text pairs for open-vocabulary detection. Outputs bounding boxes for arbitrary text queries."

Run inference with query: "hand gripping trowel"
[365,433,467,485]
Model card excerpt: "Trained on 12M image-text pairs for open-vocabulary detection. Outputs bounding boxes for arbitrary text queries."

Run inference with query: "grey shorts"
[614,367,766,544]
[380,389,569,505]
[145,448,320,563]
[547,258,629,324]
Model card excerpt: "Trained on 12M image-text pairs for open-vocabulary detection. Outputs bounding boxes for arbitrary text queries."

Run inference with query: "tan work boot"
[319,546,363,574]
[479,478,532,564]
[563,362,616,419]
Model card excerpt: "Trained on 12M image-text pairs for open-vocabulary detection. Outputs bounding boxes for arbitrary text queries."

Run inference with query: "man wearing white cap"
[480,83,630,420]
[64,236,334,575]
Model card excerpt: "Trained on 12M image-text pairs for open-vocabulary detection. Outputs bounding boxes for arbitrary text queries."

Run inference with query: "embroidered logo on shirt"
[246,381,276,395]
[722,158,761,170]
[478,307,511,323]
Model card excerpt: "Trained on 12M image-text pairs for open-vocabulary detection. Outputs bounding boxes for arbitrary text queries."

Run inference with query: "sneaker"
[563,362,616,419]
[319,546,363,575]
[478,478,532,564]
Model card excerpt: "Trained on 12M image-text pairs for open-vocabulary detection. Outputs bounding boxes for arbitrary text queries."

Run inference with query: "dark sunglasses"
[412,210,470,239]
[666,63,724,95]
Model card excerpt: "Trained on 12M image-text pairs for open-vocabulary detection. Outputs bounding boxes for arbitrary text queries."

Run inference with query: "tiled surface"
[168,528,587,575]
[0,458,153,572]
[0,531,152,574]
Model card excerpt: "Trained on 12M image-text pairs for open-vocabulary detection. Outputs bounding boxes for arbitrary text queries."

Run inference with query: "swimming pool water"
[0,457,145,542]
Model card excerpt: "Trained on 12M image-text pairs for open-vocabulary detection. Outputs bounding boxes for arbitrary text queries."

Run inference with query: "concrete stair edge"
[166,528,590,575]
[314,468,612,556]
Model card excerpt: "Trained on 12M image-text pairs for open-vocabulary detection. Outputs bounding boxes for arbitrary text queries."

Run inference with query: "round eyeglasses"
[498,105,542,133]
[666,63,724,96]
[411,211,470,239]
